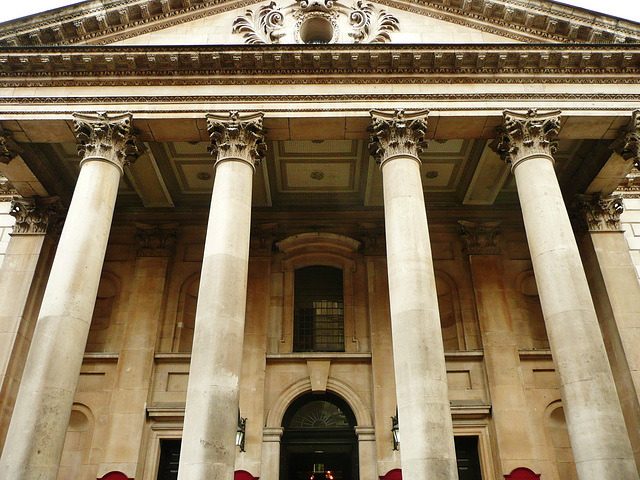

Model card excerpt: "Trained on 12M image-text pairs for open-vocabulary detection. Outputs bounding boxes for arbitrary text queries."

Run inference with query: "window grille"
[294,266,345,352]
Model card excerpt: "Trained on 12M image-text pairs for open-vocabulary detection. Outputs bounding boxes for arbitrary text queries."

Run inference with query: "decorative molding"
[134,223,177,256]
[9,196,61,235]
[0,128,22,164]
[458,220,502,255]
[369,109,429,166]
[615,171,640,198]
[491,109,561,169]
[2,45,640,81]
[73,111,141,172]
[573,194,624,232]
[610,110,640,170]
[206,111,266,168]
[349,0,399,43]
[232,2,286,44]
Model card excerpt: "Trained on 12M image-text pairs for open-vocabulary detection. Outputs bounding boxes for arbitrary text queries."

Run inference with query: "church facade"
[0,1,640,480]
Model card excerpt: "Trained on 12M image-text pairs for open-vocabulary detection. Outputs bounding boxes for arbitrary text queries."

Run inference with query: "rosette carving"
[206,111,266,168]
[369,109,429,165]
[349,0,399,43]
[491,109,561,168]
[73,112,140,171]
[610,110,640,170]
[232,2,285,44]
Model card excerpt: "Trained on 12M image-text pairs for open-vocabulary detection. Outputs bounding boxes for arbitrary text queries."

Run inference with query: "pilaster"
[98,224,175,479]
[0,197,60,451]
[459,221,541,477]
[574,194,640,472]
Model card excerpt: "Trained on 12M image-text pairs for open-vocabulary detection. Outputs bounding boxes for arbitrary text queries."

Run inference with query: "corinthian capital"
[206,111,266,169]
[0,128,22,164]
[491,109,561,169]
[10,197,61,235]
[610,110,640,170]
[134,223,177,257]
[574,194,624,232]
[369,109,429,166]
[73,112,140,172]
[458,221,502,255]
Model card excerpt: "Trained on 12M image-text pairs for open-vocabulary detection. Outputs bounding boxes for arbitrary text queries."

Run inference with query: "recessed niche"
[300,17,333,44]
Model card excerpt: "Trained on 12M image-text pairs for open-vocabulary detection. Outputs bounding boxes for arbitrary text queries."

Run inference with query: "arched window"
[294,266,345,352]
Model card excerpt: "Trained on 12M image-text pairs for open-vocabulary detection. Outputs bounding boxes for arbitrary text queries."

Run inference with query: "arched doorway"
[280,393,359,480]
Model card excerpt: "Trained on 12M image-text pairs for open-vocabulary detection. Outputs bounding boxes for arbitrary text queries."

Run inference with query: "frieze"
[0,0,638,48]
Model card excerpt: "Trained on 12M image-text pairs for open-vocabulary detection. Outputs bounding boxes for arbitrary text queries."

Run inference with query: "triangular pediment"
[0,0,639,47]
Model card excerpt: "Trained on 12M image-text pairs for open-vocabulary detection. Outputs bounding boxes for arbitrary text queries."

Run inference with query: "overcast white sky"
[0,0,639,24]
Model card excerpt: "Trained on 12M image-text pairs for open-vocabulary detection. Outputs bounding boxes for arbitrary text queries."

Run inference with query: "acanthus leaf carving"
[369,109,429,165]
[232,2,285,45]
[458,221,502,255]
[0,128,22,164]
[349,0,399,43]
[10,196,61,235]
[134,223,177,257]
[206,111,267,168]
[72,112,141,171]
[491,109,561,168]
[610,110,640,170]
[574,194,624,232]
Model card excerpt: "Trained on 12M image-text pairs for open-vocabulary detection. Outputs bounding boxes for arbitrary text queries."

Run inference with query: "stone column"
[574,194,640,472]
[492,109,638,480]
[459,221,540,475]
[369,109,458,480]
[0,112,139,480]
[97,224,176,478]
[0,197,59,451]
[177,112,265,480]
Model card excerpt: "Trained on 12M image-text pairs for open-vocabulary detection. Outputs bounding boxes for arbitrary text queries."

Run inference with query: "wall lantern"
[391,409,399,451]
[236,412,247,452]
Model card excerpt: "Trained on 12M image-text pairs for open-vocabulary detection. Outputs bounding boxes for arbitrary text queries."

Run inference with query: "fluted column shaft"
[178,112,265,480]
[0,113,139,480]
[370,110,458,480]
[494,110,638,480]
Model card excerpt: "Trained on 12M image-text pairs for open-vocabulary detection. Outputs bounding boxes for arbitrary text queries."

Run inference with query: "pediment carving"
[232,0,399,44]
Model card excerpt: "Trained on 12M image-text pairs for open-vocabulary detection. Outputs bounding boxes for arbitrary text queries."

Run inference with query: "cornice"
[1,44,639,82]
[0,0,639,49]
